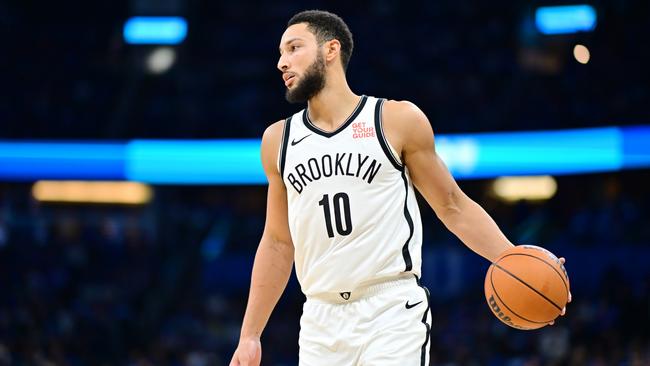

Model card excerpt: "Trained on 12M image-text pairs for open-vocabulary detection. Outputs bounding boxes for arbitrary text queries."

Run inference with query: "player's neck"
[307,77,359,131]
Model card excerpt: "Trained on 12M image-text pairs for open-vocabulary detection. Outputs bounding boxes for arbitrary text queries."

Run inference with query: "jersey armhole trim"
[278,116,292,177]
[374,98,404,171]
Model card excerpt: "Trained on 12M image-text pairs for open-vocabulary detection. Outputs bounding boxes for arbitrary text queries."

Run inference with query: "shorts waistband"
[306,274,417,304]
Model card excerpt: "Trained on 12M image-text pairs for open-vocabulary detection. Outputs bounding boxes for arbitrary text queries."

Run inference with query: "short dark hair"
[288,10,354,71]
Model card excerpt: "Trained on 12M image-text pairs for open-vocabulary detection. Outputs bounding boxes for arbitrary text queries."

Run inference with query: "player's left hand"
[548,257,571,325]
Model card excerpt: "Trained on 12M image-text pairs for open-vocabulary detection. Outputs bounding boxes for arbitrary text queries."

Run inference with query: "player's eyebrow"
[279,37,304,54]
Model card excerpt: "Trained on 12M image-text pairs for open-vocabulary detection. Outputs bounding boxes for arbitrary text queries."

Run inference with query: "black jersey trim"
[279,116,292,178]
[419,285,432,366]
[302,95,367,137]
[401,169,414,272]
[374,98,404,171]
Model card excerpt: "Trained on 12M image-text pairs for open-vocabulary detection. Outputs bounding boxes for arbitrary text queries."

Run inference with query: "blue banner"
[0,126,647,184]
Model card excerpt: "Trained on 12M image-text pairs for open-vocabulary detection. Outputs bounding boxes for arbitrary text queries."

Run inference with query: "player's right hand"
[549,257,572,326]
[230,337,262,366]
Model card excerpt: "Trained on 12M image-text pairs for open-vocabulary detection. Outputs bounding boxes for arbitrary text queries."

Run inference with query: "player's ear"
[324,39,341,63]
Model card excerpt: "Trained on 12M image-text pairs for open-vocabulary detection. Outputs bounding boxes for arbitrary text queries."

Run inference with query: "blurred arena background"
[1,1,649,365]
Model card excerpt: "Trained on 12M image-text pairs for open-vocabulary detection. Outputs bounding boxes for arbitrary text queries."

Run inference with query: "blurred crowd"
[1,0,649,365]
[0,172,648,365]
[2,1,649,140]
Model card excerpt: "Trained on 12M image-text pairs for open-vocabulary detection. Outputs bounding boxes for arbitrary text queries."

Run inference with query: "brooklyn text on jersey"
[286,153,382,194]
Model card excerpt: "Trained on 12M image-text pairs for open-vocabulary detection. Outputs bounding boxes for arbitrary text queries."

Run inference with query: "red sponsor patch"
[351,122,375,139]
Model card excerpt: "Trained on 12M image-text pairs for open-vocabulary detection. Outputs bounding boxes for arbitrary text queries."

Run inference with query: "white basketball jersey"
[278,95,423,297]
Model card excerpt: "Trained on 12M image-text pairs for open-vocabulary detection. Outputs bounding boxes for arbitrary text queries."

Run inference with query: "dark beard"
[285,53,326,104]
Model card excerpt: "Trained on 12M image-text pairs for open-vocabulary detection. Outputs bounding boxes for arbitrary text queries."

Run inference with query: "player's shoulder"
[261,120,287,158]
[380,99,432,134]
[260,119,289,174]
[263,118,295,153]
[262,119,286,142]
[382,99,427,121]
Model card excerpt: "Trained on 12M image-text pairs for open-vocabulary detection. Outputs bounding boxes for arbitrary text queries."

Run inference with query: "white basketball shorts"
[298,275,432,366]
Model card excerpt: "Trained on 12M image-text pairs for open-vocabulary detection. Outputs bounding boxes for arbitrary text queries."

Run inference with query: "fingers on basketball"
[485,245,570,330]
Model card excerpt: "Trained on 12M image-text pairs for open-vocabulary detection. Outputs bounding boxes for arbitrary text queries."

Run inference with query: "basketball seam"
[493,262,563,312]
[521,246,571,285]
[489,265,551,325]
[498,253,569,297]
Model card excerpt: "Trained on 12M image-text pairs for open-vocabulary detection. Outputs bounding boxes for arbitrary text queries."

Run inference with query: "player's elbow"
[434,189,465,225]
[261,231,294,253]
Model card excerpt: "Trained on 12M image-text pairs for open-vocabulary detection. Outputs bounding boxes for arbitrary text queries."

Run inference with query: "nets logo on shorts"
[352,122,375,139]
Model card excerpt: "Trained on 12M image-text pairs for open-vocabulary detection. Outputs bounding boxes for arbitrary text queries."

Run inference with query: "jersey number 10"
[318,193,352,238]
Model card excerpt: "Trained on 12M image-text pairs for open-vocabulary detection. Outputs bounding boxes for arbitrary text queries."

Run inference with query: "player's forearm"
[240,236,294,339]
[438,194,514,262]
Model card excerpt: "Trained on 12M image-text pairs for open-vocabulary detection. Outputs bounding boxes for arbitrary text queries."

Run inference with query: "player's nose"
[277,54,289,72]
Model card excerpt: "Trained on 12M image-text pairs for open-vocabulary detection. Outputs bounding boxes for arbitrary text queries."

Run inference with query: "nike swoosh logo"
[291,134,312,146]
[405,300,423,309]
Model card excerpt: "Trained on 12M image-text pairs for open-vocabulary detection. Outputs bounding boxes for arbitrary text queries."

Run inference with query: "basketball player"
[230,10,569,366]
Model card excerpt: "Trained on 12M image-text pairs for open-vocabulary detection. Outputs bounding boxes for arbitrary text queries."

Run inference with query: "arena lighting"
[0,126,648,184]
[491,176,558,202]
[0,142,125,180]
[125,139,264,184]
[123,16,187,45]
[573,44,591,64]
[438,126,625,179]
[32,181,153,204]
[147,47,176,74]
[535,5,597,35]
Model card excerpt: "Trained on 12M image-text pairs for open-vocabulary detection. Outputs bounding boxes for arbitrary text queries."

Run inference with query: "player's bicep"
[260,122,293,246]
[263,174,292,244]
[401,108,466,217]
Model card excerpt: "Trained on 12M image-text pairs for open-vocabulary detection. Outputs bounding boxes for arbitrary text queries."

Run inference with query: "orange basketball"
[484,245,570,330]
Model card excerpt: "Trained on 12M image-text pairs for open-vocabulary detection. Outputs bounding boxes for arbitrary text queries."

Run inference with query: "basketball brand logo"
[488,295,525,330]
[351,122,375,139]
[340,292,351,300]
